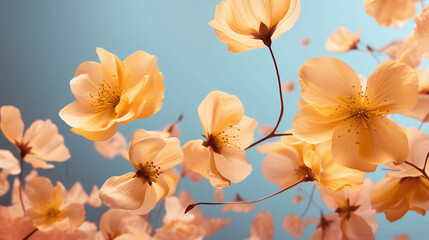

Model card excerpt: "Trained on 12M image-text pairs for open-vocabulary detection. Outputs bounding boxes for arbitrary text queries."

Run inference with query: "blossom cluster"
[1,0,429,239]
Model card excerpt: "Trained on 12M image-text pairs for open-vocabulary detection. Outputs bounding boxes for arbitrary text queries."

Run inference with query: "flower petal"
[261,150,303,189]
[365,61,418,114]
[0,105,24,144]
[0,150,20,175]
[213,148,251,183]
[63,203,86,228]
[234,115,258,149]
[70,61,103,104]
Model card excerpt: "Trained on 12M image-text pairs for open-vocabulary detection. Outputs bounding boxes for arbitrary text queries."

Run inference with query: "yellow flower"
[209,0,300,53]
[292,57,418,172]
[182,91,257,188]
[25,176,85,231]
[99,129,182,214]
[59,48,164,141]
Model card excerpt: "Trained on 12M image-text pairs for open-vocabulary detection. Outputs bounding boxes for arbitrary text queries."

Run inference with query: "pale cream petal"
[298,57,361,109]
[63,203,86,227]
[365,0,415,28]
[23,154,54,169]
[152,137,183,170]
[132,178,168,214]
[70,61,103,104]
[182,140,211,179]
[261,150,303,189]
[94,131,128,159]
[0,105,24,144]
[365,61,418,113]
[415,7,429,53]
[88,185,102,208]
[198,91,244,135]
[234,115,258,149]
[67,182,89,205]
[99,172,146,210]
[0,150,20,175]
[325,27,360,53]
[402,94,429,122]
[271,0,301,40]
[162,169,180,196]
[129,135,166,169]
[292,104,340,144]
[23,119,70,162]
[213,148,251,183]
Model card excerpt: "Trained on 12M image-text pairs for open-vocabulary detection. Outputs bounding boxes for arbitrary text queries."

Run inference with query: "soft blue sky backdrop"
[0,0,428,239]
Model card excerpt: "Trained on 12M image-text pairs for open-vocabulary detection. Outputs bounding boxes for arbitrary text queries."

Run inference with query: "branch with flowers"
[1,0,429,239]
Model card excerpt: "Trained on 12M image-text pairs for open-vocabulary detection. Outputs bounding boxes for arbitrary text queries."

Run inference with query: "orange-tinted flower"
[402,67,429,121]
[292,57,418,172]
[380,34,426,69]
[325,27,360,53]
[209,0,301,53]
[25,176,85,231]
[310,214,342,240]
[245,210,274,240]
[221,194,256,213]
[99,129,183,214]
[0,150,20,197]
[31,221,97,240]
[59,48,164,141]
[371,128,429,222]
[0,106,70,169]
[283,214,316,238]
[415,6,429,52]
[319,180,378,240]
[183,91,257,188]
[155,191,231,240]
[365,0,416,28]
[88,185,102,208]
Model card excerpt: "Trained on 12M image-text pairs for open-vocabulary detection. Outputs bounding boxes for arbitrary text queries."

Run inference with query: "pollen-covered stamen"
[134,162,162,186]
[335,198,360,219]
[202,125,240,154]
[44,207,65,223]
[89,80,122,112]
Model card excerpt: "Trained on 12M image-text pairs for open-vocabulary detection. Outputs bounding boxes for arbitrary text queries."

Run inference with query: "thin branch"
[185,177,307,213]
[300,184,315,217]
[404,160,429,180]
[23,228,38,240]
[423,152,429,173]
[418,114,428,130]
[18,154,25,212]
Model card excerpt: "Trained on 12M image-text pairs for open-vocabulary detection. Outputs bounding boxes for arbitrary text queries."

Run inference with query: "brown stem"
[418,114,427,130]
[246,45,288,150]
[300,184,316,217]
[18,153,26,212]
[23,228,38,240]
[404,160,429,180]
[185,177,308,214]
[423,152,429,173]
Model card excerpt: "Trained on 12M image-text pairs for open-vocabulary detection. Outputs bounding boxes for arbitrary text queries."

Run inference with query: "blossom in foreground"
[283,214,316,238]
[365,0,415,28]
[371,128,429,222]
[95,209,152,240]
[292,57,418,172]
[402,67,429,122]
[319,180,378,240]
[245,210,274,240]
[154,191,231,240]
[325,27,360,53]
[99,129,183,214]
[310,214,342,240]
[258,135,365,191]
[209,0,301,52]
[59,48,164,141]
[0,105,70,169]
[183,91,257,188]
[25,176,85,231]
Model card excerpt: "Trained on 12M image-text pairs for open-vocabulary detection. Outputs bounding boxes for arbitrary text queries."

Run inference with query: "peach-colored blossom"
[246,210,274,240]
[283,214,316,238]
[96,209,152,240]
[292,57,418,172]
[380,34,426,69]
[402,67,429,121]
[31,221,98,240]
[325,27,360,53]
[155,191,231,240]
[371,128,429,222]
[25,176,85,231]
[415,6,429,52]
[59,48,164,141]
[182,91,257,188]
[282,81,295,93]
[0,216,35,240]
[300,38,311,46]
[209,0,301,53]
[221,194,256,213]
[319,180,378,240]
[365,0,416,28]
[99,129,183,214]
[0,106,70,169]
[88,185,102,208]
[310,214,342,240]
[94,132,128,159]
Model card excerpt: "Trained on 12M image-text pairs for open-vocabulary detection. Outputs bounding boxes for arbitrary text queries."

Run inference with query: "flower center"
[134,162,162,186]
[89,81,122,112]
[335,199,360,220]
[44,207,65,223]
[202,125,240,154]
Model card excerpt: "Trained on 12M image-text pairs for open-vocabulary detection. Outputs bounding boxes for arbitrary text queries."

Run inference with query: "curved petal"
[198,91,244,135]
[132,177,169,215]
[299,57,361,108]
[0,150,20,175]
[341,214,375,240]
[96,48,120,87]
[0,105,24,144]
[415,6,429,52]
[123,50,157,89]
[129,136,166,169]
[182,140,211,179]
[261,150,303,189]
[63,203,86,227]
[70,61,103,104]
[234,115,258,149]
[272,0,301,40]
[135,67,164,119]
[366,61,419,114]
[99,172,146,210]
[23,154,54,169]
[402,94,429,122]
[152,137,183,170]
[26,177,66,209]
[365,0,415,28]
[292,104,340,144]
[213,148,251,183]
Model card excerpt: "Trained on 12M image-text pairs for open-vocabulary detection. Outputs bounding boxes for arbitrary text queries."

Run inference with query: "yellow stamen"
[202,125,241,153]
[134,162,162,186]
[89,80,122,112]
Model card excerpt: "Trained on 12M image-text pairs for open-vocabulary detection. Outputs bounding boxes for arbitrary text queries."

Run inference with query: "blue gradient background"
[0,0,428,239]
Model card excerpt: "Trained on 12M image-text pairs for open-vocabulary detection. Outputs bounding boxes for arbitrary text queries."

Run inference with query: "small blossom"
[365,0,416,28]
[325,27,360,53]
